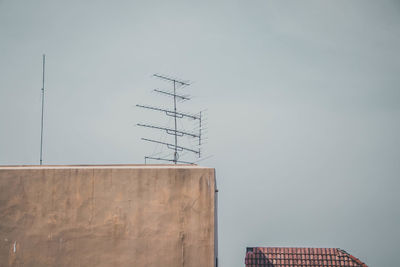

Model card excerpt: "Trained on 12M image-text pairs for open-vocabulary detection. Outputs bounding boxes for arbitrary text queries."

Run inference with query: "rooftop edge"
[0,164,212,170]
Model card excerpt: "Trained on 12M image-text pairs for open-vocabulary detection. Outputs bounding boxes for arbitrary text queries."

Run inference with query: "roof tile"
[245,247,368,267]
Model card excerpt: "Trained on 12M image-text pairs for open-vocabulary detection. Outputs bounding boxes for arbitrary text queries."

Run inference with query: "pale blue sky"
[1,1,400,266]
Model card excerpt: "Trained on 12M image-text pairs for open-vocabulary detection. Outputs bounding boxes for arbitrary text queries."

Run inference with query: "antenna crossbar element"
[145,156,195,165]
[136,104,200,120]
[153,74,190,86]
[137,123,200,138]
[154,89,191,101]
[142,138,200,154]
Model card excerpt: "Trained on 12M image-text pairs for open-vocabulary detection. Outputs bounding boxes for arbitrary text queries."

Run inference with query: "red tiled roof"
[245,247,368,267]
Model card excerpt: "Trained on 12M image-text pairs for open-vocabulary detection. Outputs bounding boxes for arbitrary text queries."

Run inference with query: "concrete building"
[0,165,217,267]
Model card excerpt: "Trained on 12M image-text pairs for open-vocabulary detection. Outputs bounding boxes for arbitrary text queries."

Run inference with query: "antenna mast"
[173,80,178,163]
[40,54,45,165]
[137,74,203,164]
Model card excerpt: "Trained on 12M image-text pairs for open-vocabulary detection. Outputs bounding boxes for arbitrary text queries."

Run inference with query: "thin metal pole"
[199,111,202,146]
[173,80,177,164]
[199,111,202,158]
[40,54,45,165]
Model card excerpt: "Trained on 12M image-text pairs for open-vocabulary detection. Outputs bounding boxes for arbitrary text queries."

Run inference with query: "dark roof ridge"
[337,248,368,267]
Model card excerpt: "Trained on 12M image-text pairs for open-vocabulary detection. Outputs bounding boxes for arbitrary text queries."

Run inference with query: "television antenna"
[40,54,45,165]
[137,74,204,164]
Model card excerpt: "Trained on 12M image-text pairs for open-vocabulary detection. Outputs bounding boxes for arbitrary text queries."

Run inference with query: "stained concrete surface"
[0,165,216,267]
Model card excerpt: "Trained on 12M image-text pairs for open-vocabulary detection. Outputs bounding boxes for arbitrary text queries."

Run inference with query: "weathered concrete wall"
[0,165,216,267]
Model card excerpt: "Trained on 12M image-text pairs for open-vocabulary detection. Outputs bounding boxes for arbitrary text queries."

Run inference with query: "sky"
[1,0,400,266]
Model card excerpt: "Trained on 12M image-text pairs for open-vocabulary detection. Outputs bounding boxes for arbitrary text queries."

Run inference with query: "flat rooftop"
[0,164,210,170]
